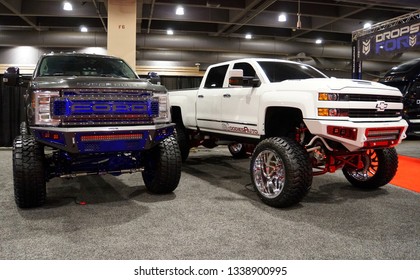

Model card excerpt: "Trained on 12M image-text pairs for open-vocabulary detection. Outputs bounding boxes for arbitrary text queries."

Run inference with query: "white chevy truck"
[169,58,408,208]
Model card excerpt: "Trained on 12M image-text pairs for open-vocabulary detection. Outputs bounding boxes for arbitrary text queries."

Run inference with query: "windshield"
[385,58,420,75]
[257,61,327,83]
[36,55,138,79]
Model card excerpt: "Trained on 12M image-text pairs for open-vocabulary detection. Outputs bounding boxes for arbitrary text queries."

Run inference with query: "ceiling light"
[63,1,73,11]
[167,29,174,35]
[80,26,88,32]
[363,22,372,29]
[175,6,184,15]
[245,33,252,39]
[278,13,287,22]
[315,39,322,44]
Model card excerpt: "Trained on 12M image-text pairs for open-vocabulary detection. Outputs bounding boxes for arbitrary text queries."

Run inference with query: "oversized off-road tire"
[250,137,312,208]
[228,142,249,159]
[13,135,47,208]
[175,124,190,162]
[342,148,398,189]
[142,135,182,194]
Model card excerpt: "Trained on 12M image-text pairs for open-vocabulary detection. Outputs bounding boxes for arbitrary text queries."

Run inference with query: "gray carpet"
[0,139,419,260]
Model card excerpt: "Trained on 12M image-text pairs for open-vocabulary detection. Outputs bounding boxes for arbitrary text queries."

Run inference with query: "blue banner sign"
[358,18,420,60]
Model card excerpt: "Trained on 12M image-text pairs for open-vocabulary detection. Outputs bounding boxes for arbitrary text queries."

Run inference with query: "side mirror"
[147,71,161,85]
[228,69,244,87]
[3,67,21,86]
[228,69,260,87]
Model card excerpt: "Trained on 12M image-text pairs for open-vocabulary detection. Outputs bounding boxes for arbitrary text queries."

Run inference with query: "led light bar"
[81,134,143,142]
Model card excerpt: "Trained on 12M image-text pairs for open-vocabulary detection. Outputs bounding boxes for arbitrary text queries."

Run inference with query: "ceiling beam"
[0,0,41,31]
[286,4,374,41]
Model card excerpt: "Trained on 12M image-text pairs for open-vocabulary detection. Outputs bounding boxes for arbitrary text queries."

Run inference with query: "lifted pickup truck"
[170,58,408,208]
[379,58,420,136]
[3,52,181,208]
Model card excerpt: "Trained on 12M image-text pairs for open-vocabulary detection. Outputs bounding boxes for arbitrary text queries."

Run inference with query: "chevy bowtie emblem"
[376,101,388,112]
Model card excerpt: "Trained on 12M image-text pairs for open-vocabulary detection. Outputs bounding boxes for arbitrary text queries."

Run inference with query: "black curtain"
[0,75,26,147]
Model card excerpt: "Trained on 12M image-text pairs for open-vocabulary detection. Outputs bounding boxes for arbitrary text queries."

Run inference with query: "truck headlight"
[33,90,60,126]
[318,108,348,117]
[153,92,171,123]
[318,92,339,101]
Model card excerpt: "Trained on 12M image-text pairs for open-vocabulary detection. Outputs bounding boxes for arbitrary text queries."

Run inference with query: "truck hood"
[30,76,166,92]
[277,78,400,93]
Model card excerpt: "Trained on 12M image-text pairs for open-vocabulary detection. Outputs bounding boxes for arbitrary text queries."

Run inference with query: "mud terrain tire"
[13,135,46,208]
[342,148,398,189]
[250,137,312,208]
[142,135,182,193]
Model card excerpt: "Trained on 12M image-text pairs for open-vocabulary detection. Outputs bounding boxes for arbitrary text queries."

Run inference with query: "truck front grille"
[348,109,401,118]
[344,94,402,103]
[52,89,159,126]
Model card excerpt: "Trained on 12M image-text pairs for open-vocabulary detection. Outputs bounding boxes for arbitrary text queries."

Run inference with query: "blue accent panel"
[53,99,158,117]
[150,100,159,116]
[53,99,72,116]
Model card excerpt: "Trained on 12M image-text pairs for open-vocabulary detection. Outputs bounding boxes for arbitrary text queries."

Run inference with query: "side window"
[204,65,228,88]
[233,62,256,78]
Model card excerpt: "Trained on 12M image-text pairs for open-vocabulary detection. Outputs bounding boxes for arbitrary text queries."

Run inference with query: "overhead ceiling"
[0,0,419,76]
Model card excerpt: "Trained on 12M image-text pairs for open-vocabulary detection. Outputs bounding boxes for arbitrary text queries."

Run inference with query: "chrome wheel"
[252,149,286,199]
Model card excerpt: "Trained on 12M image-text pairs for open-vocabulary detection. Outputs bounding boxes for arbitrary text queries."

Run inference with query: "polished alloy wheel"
[252,149,286,198]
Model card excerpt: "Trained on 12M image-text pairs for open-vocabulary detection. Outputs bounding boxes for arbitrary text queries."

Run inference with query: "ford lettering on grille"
[71,102,148,114]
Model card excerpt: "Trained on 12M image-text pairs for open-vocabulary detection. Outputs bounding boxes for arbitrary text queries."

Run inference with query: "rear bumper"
[31,124,175,153]
[304,119,408,151]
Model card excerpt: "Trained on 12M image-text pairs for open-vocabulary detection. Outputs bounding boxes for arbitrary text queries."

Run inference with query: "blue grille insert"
[52,90,162,125]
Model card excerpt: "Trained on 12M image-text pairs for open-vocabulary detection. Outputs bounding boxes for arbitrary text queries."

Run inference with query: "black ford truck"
[3,52,181,208]
[379,58,420,136]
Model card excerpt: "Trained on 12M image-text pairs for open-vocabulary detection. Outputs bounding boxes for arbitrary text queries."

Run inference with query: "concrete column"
[107,0,137,69]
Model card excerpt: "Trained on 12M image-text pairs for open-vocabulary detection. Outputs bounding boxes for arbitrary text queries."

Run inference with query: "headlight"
[318,108,348,117]
[33,90,60,126]
[153,92,171,123]
[318,92,339,101]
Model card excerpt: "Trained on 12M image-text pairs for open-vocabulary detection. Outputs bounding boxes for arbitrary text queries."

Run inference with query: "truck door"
[196,64,228,131]
[220,62,260,138]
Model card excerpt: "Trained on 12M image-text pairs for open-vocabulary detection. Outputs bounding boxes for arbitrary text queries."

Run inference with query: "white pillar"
[107,0,137,69]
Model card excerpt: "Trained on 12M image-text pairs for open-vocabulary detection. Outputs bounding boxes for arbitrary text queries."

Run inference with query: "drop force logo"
[375,22,420,54]
[359,20,420,59]
[362,39,371,55]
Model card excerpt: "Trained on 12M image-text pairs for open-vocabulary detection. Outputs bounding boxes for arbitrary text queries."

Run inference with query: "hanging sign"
[358,18,420,60]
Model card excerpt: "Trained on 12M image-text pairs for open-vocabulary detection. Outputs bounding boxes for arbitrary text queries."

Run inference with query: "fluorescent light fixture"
[167,29,174,35]
[80,26,88,32]
[176,6,184,15]
[315,39,322,44]
[245,33,252,39]
[278,13,287,22]
[63,1,73,11]
[364,22,372,29]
